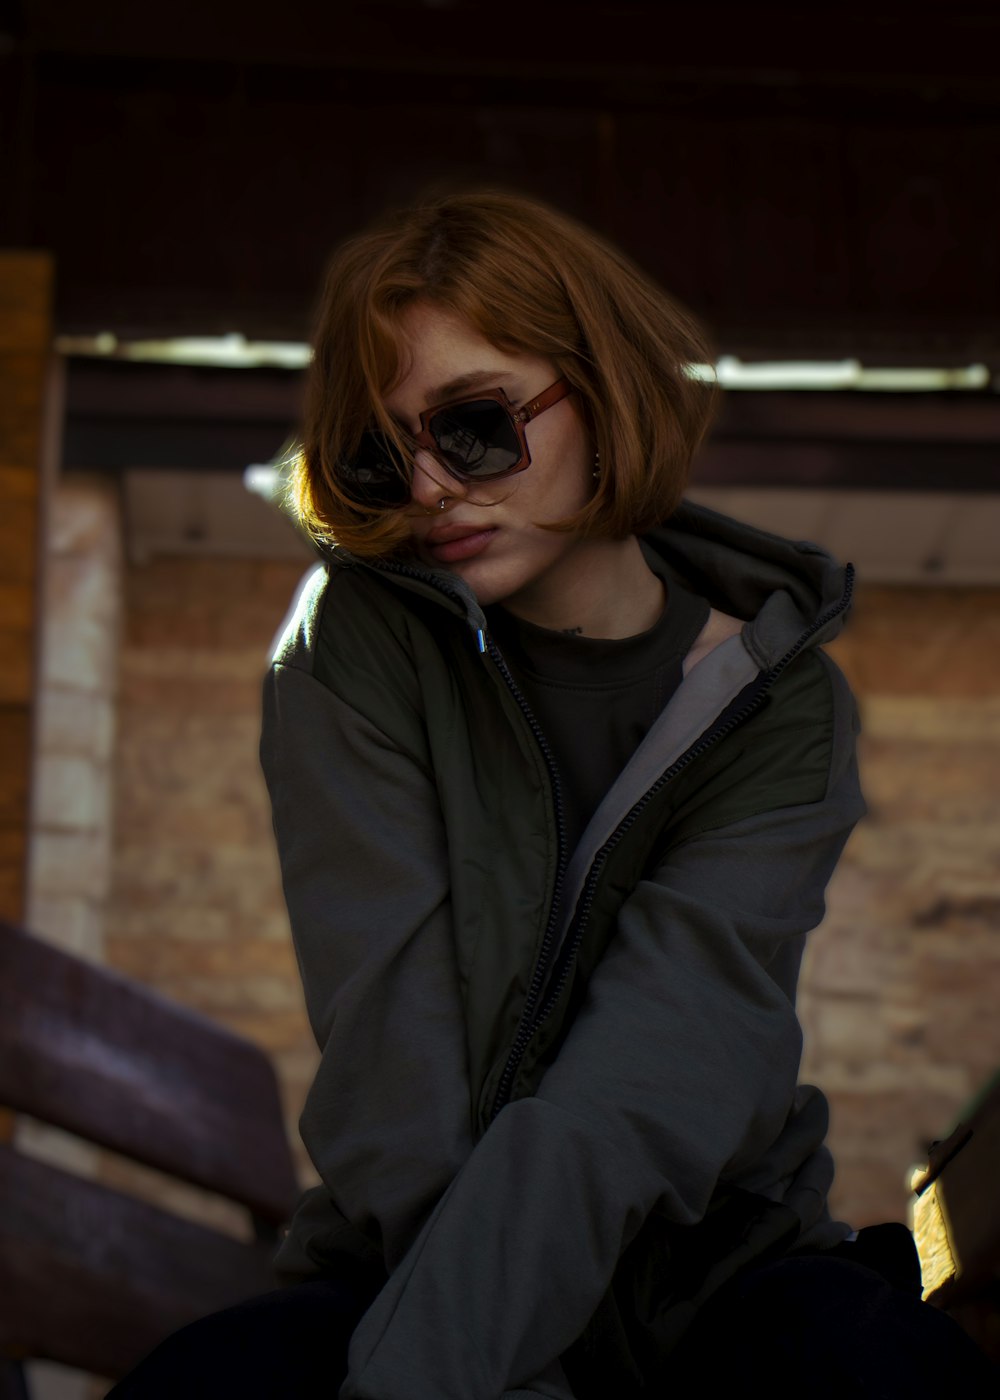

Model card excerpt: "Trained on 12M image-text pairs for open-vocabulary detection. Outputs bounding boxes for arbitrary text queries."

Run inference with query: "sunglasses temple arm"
[516,378,572,424]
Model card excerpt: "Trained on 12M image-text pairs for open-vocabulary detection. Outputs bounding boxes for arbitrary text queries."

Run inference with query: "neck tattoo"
[560,626,584,636]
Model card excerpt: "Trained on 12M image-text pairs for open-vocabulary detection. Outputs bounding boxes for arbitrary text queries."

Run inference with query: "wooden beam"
[0,251,52,923]
[22,4,1000,87]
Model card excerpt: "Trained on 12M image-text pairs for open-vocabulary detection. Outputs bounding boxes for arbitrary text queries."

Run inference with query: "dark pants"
[105,1275,364,1399]
[107,1255,999,1398]
[670,1254,1000,1396]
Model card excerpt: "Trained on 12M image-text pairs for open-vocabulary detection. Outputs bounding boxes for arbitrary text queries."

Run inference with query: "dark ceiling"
[3,0,1000,358]
[4,1,999,493]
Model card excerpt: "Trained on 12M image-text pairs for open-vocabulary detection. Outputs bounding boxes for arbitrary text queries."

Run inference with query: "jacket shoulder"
[266,558,455,755]
[663,646,859,848]
[270,554,427,680]
[268,562,330,673]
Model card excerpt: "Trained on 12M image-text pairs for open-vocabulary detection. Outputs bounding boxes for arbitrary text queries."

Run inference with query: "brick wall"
[18,474,124,1400]
[28,475,122,960]
[812,589,1000,1225]
[19,474,124,1206]
[101,557,1000,1228]
[104,555,319,1178]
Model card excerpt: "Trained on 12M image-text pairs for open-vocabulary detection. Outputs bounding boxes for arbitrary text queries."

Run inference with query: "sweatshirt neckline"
[484,571,710,689]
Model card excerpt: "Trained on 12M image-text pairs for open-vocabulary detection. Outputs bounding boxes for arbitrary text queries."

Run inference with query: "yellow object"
[910,1168,958,1302]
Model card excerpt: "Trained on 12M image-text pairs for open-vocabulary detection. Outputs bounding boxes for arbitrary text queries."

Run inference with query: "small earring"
[592,448,601,481]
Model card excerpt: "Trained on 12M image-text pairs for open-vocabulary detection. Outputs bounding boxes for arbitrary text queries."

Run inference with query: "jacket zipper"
[488,564,855,1120]
[484,636,570,1035]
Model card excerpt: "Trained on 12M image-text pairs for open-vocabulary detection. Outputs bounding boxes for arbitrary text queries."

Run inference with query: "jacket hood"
[647,500,853,670]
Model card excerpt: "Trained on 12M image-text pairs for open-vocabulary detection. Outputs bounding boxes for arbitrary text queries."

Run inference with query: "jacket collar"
[329,498,854,670]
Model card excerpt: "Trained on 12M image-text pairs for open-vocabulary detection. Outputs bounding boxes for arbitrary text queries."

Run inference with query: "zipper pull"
[476,627,486,654]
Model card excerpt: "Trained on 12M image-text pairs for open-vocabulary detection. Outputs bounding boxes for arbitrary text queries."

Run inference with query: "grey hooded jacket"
[259,500,866,1400]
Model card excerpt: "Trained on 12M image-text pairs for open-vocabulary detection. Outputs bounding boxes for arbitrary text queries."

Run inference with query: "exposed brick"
[49,476,122,558]
[823,1086,968,1226]
[34,753,109,832]
[24,895,104,960]
[40,556,121,692]
[35,688,116,763]
[101,552,318,1170]
[106,904,289,945]
[193,1010,313,1064]
[30,830,112,902]
[105,936,299,984]
[828,588,1000,699]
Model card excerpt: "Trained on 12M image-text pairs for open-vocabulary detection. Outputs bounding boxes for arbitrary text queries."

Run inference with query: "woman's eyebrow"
[428,368,512,402]
[384,368,516,429]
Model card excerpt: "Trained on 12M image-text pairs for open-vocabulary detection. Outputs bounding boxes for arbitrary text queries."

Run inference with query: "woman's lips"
[426,527,499,563]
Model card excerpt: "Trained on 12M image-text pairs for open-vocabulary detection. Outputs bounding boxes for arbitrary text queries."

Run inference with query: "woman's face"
[384,300,596,619]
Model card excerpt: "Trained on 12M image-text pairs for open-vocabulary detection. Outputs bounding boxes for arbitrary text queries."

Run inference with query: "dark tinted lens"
[338,431,410,508]
[429,400,522,477]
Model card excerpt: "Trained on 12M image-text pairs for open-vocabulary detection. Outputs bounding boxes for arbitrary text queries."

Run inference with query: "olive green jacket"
[260,500,865,1400]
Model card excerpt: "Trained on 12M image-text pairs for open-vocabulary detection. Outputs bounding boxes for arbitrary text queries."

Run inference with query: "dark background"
[2,0,999,487]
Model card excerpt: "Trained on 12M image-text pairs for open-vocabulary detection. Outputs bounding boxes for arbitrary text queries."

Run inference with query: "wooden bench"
[0,921,300,1395]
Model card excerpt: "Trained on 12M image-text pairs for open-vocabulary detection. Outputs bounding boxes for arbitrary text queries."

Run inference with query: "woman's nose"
[409,449,461,512]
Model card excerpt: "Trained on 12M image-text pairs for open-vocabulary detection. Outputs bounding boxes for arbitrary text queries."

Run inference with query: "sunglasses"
[337,377,573,509]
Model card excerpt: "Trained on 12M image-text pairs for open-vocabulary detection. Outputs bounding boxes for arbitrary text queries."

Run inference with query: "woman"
[111,191,996,1398]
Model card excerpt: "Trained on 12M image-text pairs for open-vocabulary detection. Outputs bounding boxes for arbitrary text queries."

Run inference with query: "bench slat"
[0,1144,280,1380]
[0,922,298,1224]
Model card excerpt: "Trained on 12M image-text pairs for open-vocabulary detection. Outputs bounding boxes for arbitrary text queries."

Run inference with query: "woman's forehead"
[381,301,553,413]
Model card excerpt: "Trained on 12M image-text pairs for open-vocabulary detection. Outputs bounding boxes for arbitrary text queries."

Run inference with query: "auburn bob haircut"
[291,189,718,557]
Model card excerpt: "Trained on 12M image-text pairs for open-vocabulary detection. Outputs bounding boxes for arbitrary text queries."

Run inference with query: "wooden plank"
[0,254,52,354]
[0,362,46,463]
[0,502,42,587]
[0,833,26,927]
[0,465,38,502]
[0,255,47,928]
[0,924,299,1222]
[0,585,35,632]
[0,355,46,410]
[0,711,30,828]
[0,646,32,706]
[23,4,1000,82]
[0,1144,278,1380]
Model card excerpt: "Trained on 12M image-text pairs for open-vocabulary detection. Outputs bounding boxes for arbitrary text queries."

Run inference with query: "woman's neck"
[500,535,665,640]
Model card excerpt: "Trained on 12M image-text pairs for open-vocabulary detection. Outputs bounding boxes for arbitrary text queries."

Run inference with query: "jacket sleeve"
[261,658,474,1273]
[339,694,866,1400]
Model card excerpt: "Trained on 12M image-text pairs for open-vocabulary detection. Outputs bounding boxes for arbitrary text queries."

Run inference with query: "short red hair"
[292,189,717,557]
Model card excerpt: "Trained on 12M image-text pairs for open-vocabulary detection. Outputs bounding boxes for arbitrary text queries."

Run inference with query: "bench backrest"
[0,921,301,1383]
